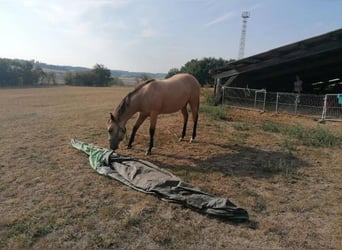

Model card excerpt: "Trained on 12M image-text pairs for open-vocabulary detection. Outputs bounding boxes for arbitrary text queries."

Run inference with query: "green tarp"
[71,139,249,221]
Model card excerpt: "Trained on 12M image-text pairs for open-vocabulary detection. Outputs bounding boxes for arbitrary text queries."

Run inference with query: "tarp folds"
[71,139,249,221]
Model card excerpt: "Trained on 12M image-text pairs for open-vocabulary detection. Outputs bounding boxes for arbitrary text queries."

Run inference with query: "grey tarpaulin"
[71,139,249,221]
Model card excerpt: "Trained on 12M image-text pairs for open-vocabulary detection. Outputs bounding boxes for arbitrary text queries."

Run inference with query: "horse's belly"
[159,92,189,112]
[160,107,182,114]
[143,100,185,114]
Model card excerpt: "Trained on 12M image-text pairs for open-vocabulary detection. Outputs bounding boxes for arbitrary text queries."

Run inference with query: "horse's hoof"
[178,137,183,142]
[189,137,194,143]
[145,150,152,156]
[127,145,132,149]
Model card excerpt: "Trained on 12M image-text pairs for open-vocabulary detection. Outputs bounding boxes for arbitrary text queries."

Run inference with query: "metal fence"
[222,87,266,111]
[322,94,342,121]
[222,87,342,121]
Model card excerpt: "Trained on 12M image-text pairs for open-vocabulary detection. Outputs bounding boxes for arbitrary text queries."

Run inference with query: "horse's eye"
[108,128,113,133]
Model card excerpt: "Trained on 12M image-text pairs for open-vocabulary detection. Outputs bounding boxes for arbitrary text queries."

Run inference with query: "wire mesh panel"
[275,92,298,114]
[264,92,278,112]
[221,87,341,121]
[222,87,266,111]
[255,90,267,111]
[275,92,324,116]
[296,93,325,116]
[322,94,342,121]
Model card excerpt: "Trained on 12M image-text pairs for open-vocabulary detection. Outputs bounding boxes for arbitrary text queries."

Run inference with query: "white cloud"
[21,0,129,30]
[205,11,236,27]
[134,17,167,39]
[138,28,159,38]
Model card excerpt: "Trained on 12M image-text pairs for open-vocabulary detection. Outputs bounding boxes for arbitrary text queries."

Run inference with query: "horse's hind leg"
[179,105,188,141]
[127,112,148,149]
[190,112,198,143]
[189,99,199,143]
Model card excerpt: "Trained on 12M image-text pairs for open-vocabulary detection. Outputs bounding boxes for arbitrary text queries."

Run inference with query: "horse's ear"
[110,112,116,122]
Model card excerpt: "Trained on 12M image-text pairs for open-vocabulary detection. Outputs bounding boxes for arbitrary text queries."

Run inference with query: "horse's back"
[158,73,200,97]
[140,73,200,114]
[164,73,200,90]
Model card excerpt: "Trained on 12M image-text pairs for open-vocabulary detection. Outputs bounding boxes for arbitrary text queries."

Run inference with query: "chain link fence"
[222,87,342,121]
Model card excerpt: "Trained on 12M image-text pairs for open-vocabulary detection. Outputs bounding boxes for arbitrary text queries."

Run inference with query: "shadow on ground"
[152,142,308,179]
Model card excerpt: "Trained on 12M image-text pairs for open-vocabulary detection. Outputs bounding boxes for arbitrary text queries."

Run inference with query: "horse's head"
[107,113,126,150]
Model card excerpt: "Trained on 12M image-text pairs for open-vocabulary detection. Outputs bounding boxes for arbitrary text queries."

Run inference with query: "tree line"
[64,64,123,86]
[0,58,44,87]
[0,59,123,87]
[165,57,235,86]
[0,58,60,87]
[1,57,233,87]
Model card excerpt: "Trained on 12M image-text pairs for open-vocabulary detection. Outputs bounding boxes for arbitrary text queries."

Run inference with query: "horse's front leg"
[146,127,155,155]
[146,113,158,155]
[127,112,148,149]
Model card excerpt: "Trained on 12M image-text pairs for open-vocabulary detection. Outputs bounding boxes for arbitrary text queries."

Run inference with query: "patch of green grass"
[1,218,56,248]
[261,159,288,174]
[282,125,341,147]
[260,122,341,148]
[199,91,228,120]
[261,121,281,133]
[233,122,251,131]
[0,182,6,192]
[282,139,297,152]
[202,91,216,105]
[231,132,250,145]
[5,220,31,238]
[200,104,227,120]
[282,125,307,141]
[261,159,301,179]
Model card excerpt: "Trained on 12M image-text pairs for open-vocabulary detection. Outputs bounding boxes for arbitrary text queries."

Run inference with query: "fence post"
[222,86,225,105]
[294,94,299,115]
[321,94,327,121]
[263,90,266,111]
[276,92,279,113]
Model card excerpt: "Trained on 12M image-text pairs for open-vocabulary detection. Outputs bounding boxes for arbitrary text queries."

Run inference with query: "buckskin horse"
[106,73,200,155]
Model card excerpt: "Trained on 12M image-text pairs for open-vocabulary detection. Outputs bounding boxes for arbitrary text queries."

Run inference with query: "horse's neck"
[115,99,139,126]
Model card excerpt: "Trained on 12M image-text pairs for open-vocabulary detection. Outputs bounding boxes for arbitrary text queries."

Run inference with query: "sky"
[0,0,341,73]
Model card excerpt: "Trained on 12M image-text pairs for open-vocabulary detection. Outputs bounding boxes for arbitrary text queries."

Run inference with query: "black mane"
[116,79,155,118]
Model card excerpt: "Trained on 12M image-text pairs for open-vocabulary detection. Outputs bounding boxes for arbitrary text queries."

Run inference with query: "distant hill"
[36,62,89,72]
[37,62,166,79]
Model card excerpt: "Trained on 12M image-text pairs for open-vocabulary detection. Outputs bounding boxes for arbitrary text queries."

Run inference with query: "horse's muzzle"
[109,138,119,150]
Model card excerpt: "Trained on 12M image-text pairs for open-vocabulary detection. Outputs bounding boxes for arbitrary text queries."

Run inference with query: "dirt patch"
[0,86,341,249]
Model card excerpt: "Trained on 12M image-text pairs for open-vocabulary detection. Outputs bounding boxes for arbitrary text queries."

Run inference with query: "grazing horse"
[107,73,201,155]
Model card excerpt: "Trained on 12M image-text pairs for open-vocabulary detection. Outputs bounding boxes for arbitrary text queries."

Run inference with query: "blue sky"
[0,0,341,73]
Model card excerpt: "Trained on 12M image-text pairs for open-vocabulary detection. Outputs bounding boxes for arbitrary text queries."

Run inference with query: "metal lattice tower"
[238,11,250,60]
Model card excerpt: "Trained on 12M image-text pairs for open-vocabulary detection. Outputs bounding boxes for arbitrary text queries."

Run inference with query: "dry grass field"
[0,86,341,249]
